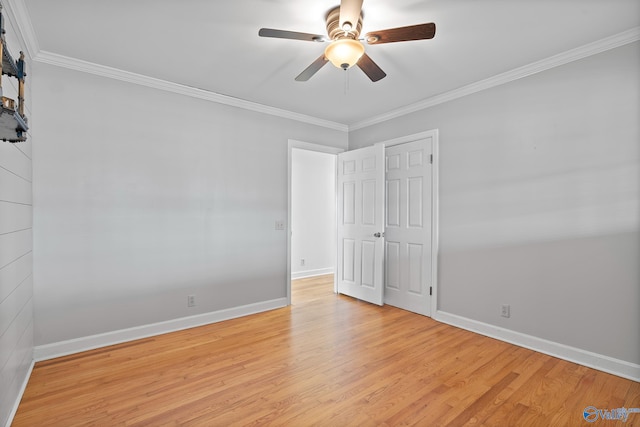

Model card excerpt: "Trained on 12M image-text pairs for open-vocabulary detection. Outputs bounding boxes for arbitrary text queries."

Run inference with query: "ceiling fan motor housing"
[326,6,362,40]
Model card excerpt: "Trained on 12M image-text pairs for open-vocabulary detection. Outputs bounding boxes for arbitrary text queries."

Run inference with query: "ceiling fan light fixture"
[258,1,436,82]
[324,38,365,70]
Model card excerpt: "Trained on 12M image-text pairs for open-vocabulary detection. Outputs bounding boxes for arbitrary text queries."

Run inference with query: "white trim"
[377,130,435,147]
[4,359,34,427]
[33,51,349,132]
[434,310,640,382]
[380,130,440,317]
[33,298,287,361]
[287,140,344,304]
[288,140,345,154]
[430,131,440,318]
[291,267,335,280]
[2,0,40,60]
[349,27,640,131]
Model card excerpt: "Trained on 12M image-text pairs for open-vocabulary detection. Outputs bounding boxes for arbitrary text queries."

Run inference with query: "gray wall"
[350,42,639,365]
[0,11,33,427]
[31,63,347,346]
[6,26,636,427]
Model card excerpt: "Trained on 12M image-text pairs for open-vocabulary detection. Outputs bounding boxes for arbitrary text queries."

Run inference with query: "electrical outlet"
[188,295,196,308]
[501,304,510,318]
[300,258,305,266]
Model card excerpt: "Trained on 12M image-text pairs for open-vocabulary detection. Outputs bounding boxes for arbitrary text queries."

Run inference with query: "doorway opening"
[287,140,344,305]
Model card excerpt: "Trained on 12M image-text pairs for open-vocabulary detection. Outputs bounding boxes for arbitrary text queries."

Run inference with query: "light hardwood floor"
[13,275,639,426]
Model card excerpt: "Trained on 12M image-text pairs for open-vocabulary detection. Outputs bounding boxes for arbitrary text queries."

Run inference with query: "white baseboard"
[434,310,640,382]
[5,359,35,427]
[291,268,334,280]
[33,298,288,362]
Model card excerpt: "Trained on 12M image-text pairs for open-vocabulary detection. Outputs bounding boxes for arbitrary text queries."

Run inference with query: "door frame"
[287,139,344,305]
[380,130,440,316]
[286,130,438,314]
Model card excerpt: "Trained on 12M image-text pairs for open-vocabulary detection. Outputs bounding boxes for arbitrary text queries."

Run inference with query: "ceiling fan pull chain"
[344,68,349,95]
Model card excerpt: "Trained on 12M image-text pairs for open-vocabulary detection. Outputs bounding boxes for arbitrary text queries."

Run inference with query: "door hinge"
[430,154,433,164]
[429,286,432,296]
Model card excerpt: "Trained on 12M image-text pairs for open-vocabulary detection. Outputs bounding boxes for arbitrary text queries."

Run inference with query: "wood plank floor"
[13,275,640,426]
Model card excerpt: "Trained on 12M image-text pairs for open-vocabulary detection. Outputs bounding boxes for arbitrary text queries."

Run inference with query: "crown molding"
[2,0,39,60]
[33,51,349,132]
[4,0,346,132]
[8,0,637,135]
[349,27,640,131]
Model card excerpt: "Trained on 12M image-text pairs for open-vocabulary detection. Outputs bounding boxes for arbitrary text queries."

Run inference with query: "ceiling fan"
[258,0,436,82]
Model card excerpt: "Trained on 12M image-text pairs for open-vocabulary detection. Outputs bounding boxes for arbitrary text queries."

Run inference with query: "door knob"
[374,232,382,238]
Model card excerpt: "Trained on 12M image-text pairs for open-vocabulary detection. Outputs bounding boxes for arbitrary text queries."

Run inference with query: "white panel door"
[384,138,433,315]
[337,144,385,305]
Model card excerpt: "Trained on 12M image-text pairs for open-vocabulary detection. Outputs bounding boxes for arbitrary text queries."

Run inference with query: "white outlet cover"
[501,304,510,318]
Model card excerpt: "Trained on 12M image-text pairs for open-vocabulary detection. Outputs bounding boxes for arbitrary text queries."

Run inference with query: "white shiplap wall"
[0,4,33,425]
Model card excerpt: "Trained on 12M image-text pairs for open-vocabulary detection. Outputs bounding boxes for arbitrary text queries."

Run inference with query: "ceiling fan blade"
[295,55,329,81]
[259,28,326,42]
[356,53,386,82]
[339,0,364,32]
[365,23,436,44]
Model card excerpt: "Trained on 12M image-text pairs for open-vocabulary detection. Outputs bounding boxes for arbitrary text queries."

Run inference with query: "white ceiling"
[21,0,640,126]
